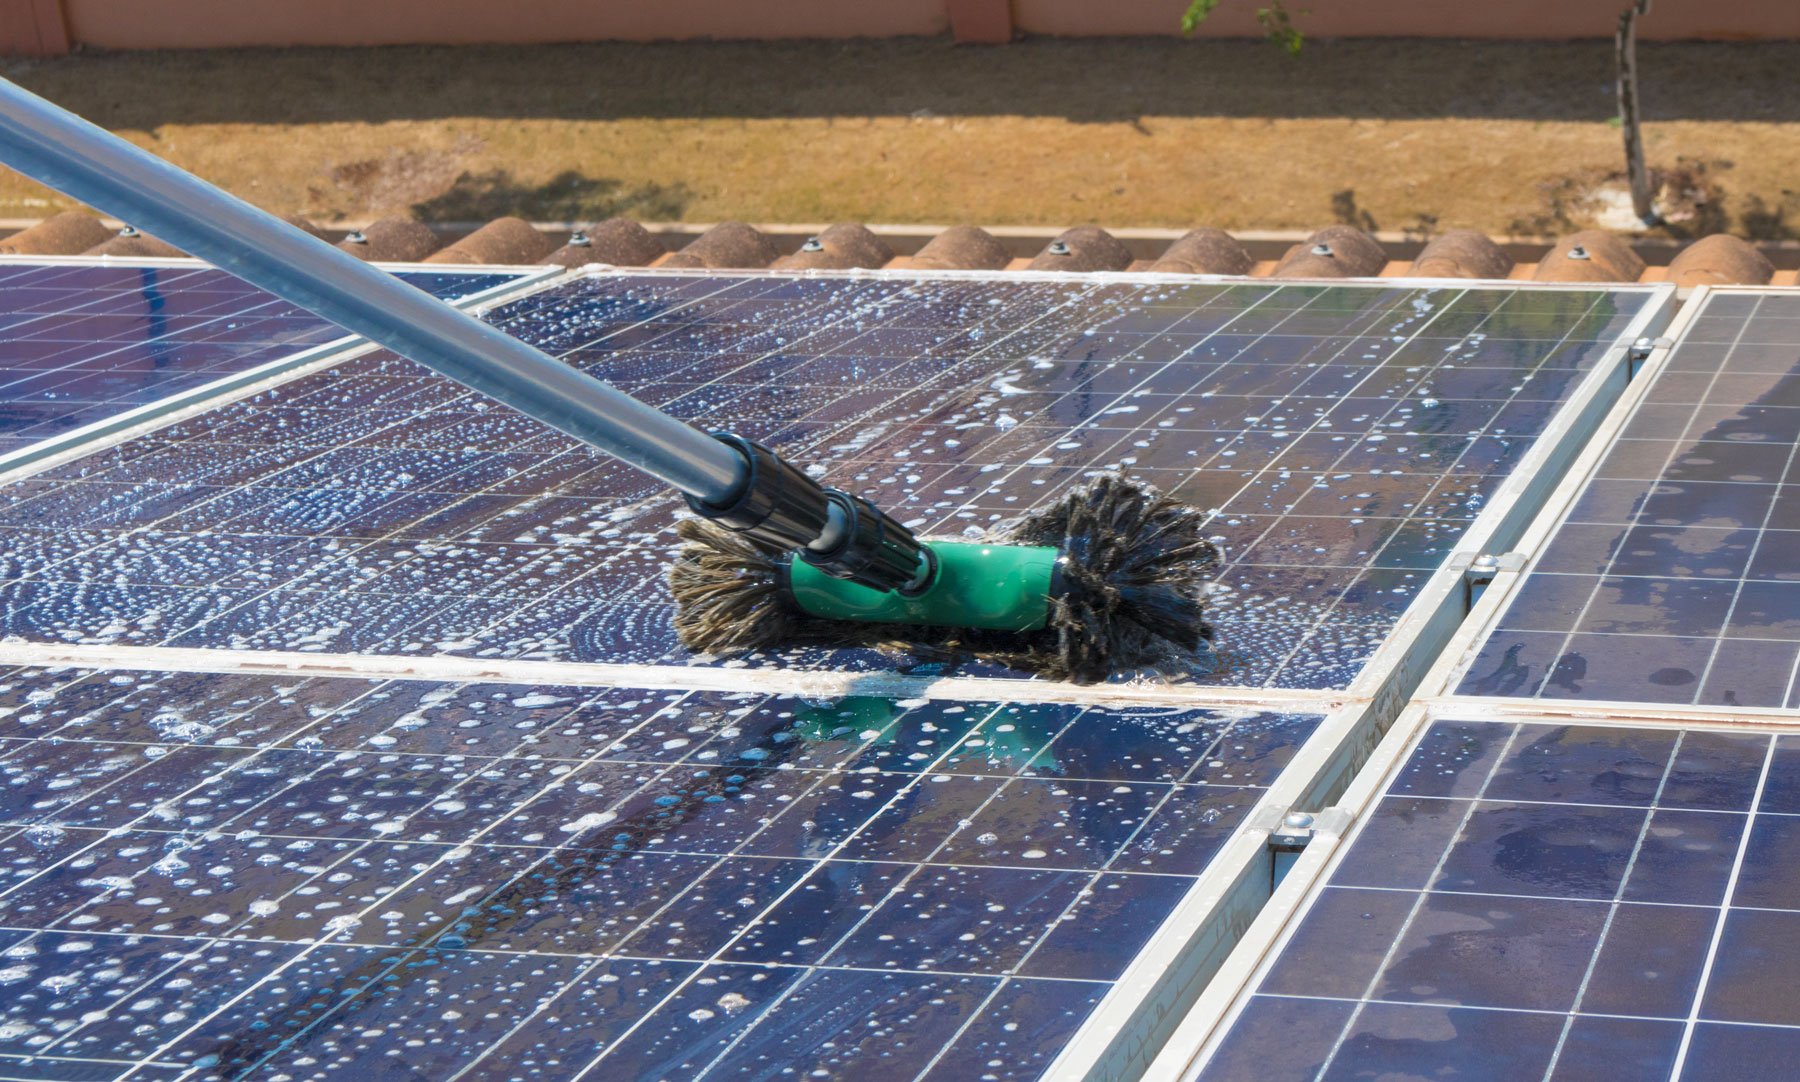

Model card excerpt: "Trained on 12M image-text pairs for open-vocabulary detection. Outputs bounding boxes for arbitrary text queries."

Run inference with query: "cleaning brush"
[0,78,1221,683]
[670,471,1220,683]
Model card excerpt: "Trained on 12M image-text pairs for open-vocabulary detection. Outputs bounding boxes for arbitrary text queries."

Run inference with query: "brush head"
[668,473,1220,683]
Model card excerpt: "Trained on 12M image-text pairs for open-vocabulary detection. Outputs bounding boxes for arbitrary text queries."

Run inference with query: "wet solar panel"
[1459,290,1800,708]
[0,273,1655,690]
[0,665,1318,1080]
[1191,715,1800,1082]
[0,262,529,459]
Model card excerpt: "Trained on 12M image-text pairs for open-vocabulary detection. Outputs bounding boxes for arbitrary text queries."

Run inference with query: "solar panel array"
[0,665,1318,1080]
[0,263,528,460]
[0,264,1677,1082]
[1193,716,1800,1082]
[0,274,1654,690]
[1459,291,1800,709]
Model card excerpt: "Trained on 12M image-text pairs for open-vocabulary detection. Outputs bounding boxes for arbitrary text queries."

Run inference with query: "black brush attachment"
[670,473,1220,683]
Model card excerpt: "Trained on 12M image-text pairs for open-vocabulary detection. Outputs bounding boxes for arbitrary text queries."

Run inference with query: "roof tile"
[1148,228,1253,275]
[542,217,664,269]
[337,217,441,262]
[0,210,114,255]
[1027,226,1132,272]
[1272,226,1385,278]
[1666,233,1775,289]
[84,227,183,258]
[659,221,779,269]
[424,216,554,265]
[908,224,1011,270]
[1409,228,1514,280]
[1531,229,1646,283]
[771,223,894,270]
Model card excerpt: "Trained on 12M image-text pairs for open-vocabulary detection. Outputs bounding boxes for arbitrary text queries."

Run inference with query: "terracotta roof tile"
[1409,229,1514,280]
[1148,228,1253,275]
[1665,233,1775,289]
[85,226,183,259]
[337,217,441,262]
[907,224,1010,270]
[1027,226,1132,272]
[1532,229,1647,283]
[771,223,894,271]
[424,216,554,265]
[658,221,779,269]
[0,210,113,255]
[1272,226,1386,278]
[542,217,665,269]
[8,213,1798,296]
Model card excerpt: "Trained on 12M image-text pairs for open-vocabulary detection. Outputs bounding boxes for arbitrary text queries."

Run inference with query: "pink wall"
[19,0,1800,53]
[61,0,948,49]
[1016,0,1800,40]
[0,0,70,55]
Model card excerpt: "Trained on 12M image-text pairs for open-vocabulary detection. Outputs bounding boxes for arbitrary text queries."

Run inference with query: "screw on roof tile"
[117,225,139,237]
[568,231,591,248]
[800,237,825,253]
[1568,245,1592,260]
[343,230,367,245]
[1310,242,1334,257]
[1047,240,1072,256]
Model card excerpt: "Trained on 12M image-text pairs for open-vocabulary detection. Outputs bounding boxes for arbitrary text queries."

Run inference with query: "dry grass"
[2,38,1798,238]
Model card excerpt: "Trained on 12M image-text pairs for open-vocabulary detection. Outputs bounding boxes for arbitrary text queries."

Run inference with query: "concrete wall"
[8,0,1799,54]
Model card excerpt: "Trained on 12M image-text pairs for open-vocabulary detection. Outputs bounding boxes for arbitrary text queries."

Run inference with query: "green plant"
[1181,0,1307,57]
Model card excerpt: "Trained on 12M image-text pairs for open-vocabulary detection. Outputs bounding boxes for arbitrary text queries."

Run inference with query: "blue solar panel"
[1460,290,1800,708]
[0,263,528,458]
[0,665,1318,1080]
[1193,715,1795,1082]
[0,274,1654,690]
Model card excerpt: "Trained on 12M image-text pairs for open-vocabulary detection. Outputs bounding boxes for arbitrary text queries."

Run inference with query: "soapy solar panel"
[0,273,1657,690]
[0,665,1317,1080]
[1460,290,1800,709]
[1190,715,1800,1082]
[0,261,530,459]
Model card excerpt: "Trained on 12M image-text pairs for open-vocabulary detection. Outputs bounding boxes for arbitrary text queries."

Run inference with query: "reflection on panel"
[0,666,1317,1080]
[0,275,1651,688]
[0,263,526,455]
[1461,291,1800,708]
[1192,716,1794,1082]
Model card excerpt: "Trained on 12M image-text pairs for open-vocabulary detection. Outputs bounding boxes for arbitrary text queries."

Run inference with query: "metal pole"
[0,77,748,503]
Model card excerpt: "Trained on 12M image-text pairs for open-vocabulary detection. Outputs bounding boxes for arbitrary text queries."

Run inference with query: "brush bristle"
[668,473,1220,683]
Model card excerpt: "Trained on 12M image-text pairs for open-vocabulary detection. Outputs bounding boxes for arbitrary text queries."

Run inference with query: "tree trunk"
[1617,0,1655,224]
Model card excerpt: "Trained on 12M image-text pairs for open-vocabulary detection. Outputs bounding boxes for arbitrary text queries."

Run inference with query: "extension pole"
[0,76,932,594]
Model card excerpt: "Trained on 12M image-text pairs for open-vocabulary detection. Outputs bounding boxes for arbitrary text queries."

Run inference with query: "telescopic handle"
[0,76,747,504]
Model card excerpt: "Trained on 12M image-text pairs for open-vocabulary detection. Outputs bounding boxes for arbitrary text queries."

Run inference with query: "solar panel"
[0,261,534,462]
[0,272,1658,691]
[1458,289,1800,709]
[0,664,1319,1079]
[1187,714,1798,1082]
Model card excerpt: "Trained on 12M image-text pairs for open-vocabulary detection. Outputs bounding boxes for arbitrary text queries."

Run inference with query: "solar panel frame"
[0,256,562,484]
[0,266,1682,1081]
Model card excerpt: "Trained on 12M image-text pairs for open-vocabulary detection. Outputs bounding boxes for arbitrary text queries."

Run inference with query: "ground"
[2,38,1798,238]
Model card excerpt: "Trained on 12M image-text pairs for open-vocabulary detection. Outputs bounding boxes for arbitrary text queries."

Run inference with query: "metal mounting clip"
[1461,551,1527,611]
[1627,336,1673,378]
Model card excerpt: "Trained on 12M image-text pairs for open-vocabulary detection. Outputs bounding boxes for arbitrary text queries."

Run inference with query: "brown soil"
[2,38,1797,238]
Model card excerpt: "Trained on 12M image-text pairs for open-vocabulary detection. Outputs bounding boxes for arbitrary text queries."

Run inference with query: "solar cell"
[1459,290,1800,708]
[1189,715,1800,1082]
[0,665,1318,1080]
[0,261,531,461]
[0,272,1656,690]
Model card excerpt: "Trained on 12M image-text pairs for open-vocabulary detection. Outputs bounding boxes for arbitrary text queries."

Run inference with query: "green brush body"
[787,542,1057,632]
[669,473,1220,683]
